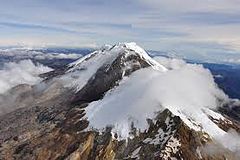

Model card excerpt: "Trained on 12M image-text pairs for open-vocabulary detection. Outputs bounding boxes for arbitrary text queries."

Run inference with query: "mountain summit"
[0,43,240,160]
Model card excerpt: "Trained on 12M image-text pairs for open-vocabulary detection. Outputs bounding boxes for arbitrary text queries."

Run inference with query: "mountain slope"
[0,42,240,160]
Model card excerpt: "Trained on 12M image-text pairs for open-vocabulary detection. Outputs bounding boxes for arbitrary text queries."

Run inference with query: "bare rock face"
[1,106,239,160]
[71,52,150,105]
[0,43,240,160]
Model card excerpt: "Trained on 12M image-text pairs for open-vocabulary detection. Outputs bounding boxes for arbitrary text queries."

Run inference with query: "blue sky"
[0,0,240,63]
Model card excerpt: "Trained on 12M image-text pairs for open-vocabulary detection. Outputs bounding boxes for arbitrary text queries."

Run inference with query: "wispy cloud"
[0,60,52,94]
[179,12,240,25]
[0,22,77,33]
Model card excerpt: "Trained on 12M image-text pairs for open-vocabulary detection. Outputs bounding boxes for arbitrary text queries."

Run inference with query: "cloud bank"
[34,53,82,60]
[203,129,240,157]
[0,60,52,94]
[86,56,229,144]
[0,48,82,60]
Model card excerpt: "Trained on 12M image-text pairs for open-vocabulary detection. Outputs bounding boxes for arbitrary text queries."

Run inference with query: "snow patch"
[196,147,203,159]
[63,49,120,92]
[130,146,141,159]
[125,42,167,71]
[143,115,176,146]
[159,136,181,159]
[202,108,226,121]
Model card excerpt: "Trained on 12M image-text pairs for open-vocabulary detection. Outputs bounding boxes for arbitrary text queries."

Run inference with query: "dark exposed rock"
[39,65,68,81]
[37,107,58,123]
[14,143,28,154]
[219,102,240,122]
[71,52,150,105]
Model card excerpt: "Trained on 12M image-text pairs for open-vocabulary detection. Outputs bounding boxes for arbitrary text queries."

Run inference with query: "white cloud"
[204,129,240,157]
[218,129,240,154]
[86,56,229,140]
[85,55,240,151]
[153,56,186,69]
[34,53,82,60]
[138,0,240,12]
[0,48,83,60]
[0,60,52,94]
[223,58,240,64]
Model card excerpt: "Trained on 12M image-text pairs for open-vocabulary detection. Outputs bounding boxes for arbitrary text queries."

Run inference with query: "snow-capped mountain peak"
[1,43,240,160]
[61,43,239,149]
[69,42,167,72]
[64,42,167,92]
